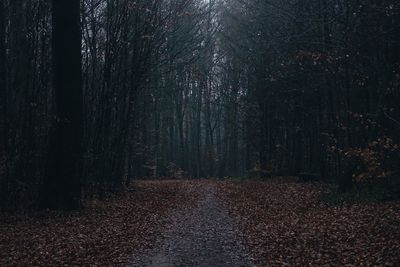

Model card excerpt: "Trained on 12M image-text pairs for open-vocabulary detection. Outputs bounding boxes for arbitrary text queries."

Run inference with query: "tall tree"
[0,0,8,207]
[40,0,83,210]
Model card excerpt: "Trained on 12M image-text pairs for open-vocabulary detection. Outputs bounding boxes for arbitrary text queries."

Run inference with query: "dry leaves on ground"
[218,178,400,266]
[0,180,200,266]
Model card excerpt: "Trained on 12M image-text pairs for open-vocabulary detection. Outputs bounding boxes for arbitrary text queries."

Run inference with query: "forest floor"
[1,179,400,266]
[129,181,251,266]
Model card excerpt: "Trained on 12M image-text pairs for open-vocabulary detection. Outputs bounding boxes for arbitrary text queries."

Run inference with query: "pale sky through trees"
[0,0,400,265]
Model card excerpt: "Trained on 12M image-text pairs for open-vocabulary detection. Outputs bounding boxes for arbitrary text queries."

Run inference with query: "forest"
[0,0,400,266]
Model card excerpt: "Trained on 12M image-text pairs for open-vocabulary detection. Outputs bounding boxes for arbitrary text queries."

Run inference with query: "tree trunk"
[0,0,8,208]
[40,0,83,210]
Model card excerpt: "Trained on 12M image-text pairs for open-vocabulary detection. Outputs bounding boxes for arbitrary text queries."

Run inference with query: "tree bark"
[0,0,8,207]
[40,0,83,210]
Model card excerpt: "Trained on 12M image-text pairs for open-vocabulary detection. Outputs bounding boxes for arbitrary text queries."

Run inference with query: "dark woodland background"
[0,0,400,210]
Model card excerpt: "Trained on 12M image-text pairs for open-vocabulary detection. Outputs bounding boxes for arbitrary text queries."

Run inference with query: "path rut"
[129,182,252,267]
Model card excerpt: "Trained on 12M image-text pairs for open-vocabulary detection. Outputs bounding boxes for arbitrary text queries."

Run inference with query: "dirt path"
[129,182,252,267]
[2,180,399,266]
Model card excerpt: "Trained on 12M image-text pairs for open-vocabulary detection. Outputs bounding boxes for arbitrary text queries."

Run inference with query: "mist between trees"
[0,0,399,210]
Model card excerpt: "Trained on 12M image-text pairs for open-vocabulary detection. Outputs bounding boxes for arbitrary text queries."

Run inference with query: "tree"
[0,0,8,207]
[40,0,83,210]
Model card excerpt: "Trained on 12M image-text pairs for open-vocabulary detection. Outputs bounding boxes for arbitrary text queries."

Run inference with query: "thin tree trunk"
[0,0,8,207]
